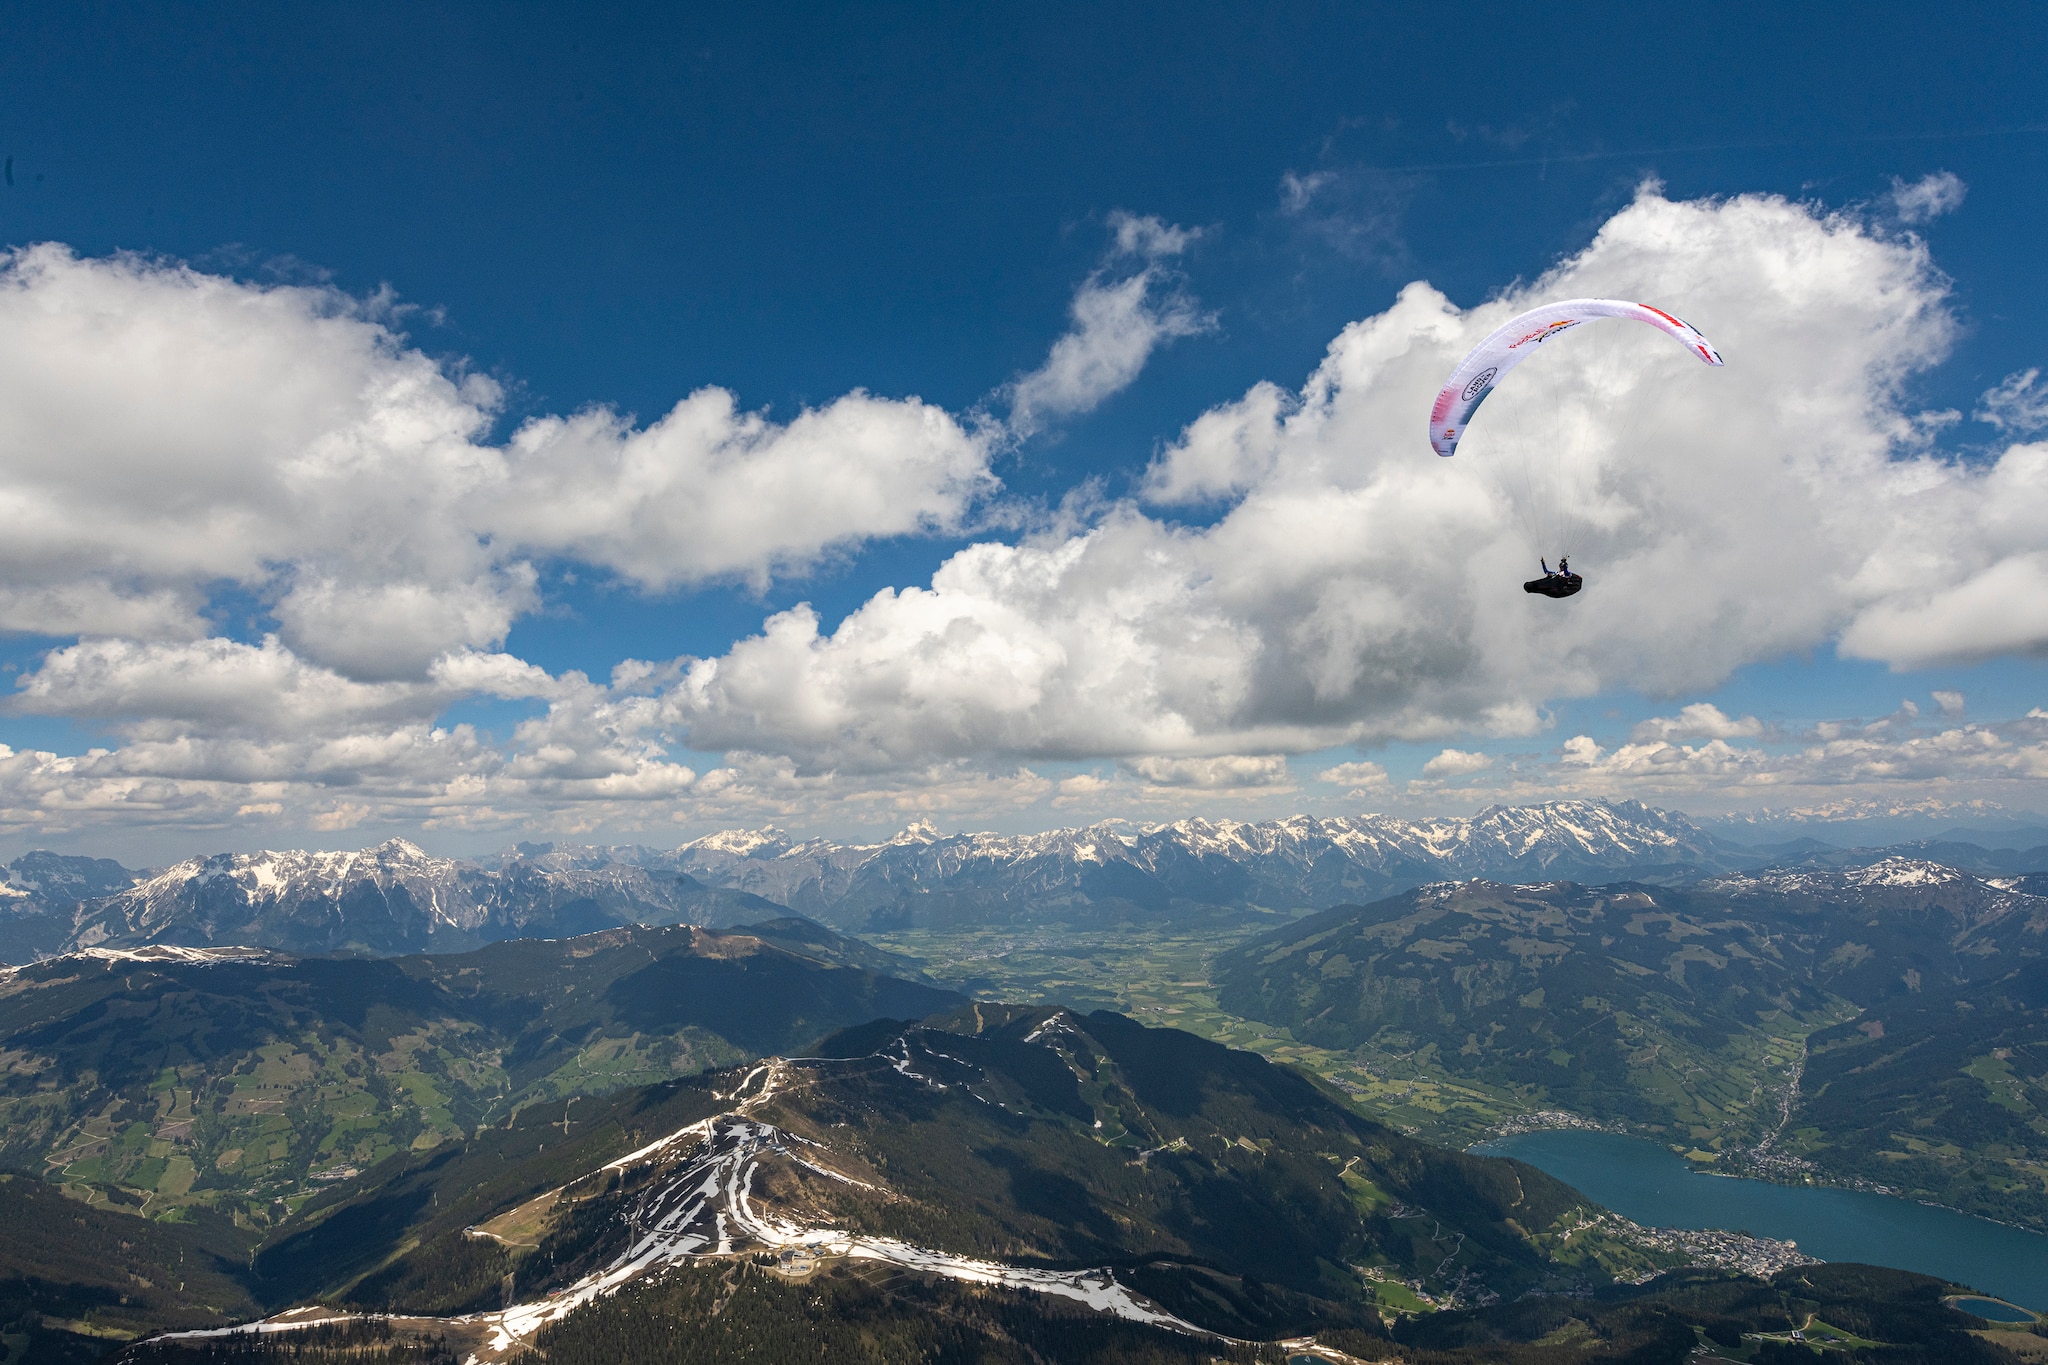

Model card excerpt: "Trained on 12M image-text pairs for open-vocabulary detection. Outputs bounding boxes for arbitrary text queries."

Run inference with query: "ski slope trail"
[156,1057,1215,1363]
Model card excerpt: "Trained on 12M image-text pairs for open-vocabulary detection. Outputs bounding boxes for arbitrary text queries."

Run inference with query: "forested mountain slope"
[1213,866,2048,1228]
[156,1007,1659,1353]
[1795,958,2048,1226]
[116,1010,2018,1365]
[0,920,958,1227]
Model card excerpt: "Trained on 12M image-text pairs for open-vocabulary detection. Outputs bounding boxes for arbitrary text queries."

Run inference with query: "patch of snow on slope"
[157,1056,1214,1363]
[1844,858,1968,889]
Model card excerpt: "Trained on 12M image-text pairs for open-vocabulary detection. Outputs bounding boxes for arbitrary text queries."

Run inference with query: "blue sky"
[1,1,2046,858]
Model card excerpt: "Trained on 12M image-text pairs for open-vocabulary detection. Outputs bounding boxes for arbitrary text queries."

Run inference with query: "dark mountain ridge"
[1214,861,2048,1227]
[108,1009,2017,1365]
[1761,838,2048,878]
[195,1006,1655,1348]
[0,918,960,1230]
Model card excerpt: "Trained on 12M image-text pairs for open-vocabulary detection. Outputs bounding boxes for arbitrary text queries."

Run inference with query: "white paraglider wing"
[1428,298,1722,458]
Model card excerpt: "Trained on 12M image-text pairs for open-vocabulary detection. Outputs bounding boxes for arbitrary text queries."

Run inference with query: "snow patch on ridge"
[156,1055,1214,1363]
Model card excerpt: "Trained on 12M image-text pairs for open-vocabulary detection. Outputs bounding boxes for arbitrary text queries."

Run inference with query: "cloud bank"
[3,182,2047,843]
[0,244,995,680]
[673,185,2044,769]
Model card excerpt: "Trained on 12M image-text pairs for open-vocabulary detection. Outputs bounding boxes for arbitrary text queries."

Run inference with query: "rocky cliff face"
[0,850,143,959]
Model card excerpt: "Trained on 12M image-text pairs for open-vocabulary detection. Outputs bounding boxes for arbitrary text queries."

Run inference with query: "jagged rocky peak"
[1,850,142,903]
[16,833,793,962]
[0,798,1755,956]
[1461,797,1704,851]
[683,798,1710,869]
[140,837,456,897]
[681,825,795,859]
[488,840,679,873]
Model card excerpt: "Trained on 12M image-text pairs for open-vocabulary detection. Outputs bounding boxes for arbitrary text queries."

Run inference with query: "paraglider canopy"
[1427,296,1724,601]
[1428,298,1723,460]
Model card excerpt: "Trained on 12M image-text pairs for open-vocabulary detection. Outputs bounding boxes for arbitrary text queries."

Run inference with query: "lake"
[1476,1129,2048,1311]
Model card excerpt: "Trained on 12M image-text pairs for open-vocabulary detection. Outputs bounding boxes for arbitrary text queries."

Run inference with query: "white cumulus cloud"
[1839,549,2048,667]
[673,184,2048,774]
[11,636,448,734]
[1630,703,1767,743]
[1317,759,1390,791]
[486,388,993,592]
[9,179,2048,842]
[1121,754,1291,789]
[1890,171,1967,224]
[1977,369,2048,435]
[1420,748,1493,778]
[1004,213,1213,437]
[1430,702,2048,817]
[0,244,997,680]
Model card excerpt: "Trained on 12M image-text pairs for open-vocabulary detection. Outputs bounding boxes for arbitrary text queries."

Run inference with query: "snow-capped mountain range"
[5,798,2045,958]
[670,799,1734,929]
[1698,855,2048,934]
[0,838,784,960]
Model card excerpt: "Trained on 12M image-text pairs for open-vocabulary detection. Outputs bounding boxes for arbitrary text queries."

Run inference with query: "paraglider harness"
[1525,557,1582,599]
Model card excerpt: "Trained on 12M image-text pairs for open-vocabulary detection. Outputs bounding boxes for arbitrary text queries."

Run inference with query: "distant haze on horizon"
[5,795,2044,870]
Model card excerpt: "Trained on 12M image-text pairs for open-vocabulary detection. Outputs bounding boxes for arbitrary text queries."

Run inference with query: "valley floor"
[867,923,1825,1160]
[868,923,1519,1141]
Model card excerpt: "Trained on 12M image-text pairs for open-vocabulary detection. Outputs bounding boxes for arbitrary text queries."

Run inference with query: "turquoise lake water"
[1475,1129,2048,1311]
[1956,1297,2036,1322]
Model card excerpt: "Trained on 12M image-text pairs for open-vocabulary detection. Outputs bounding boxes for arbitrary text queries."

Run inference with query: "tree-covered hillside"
[0,921,959,1227]
[277,1006,1660,1343]
[1793,960,2048,1226]
[1212,870,2048,1226]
